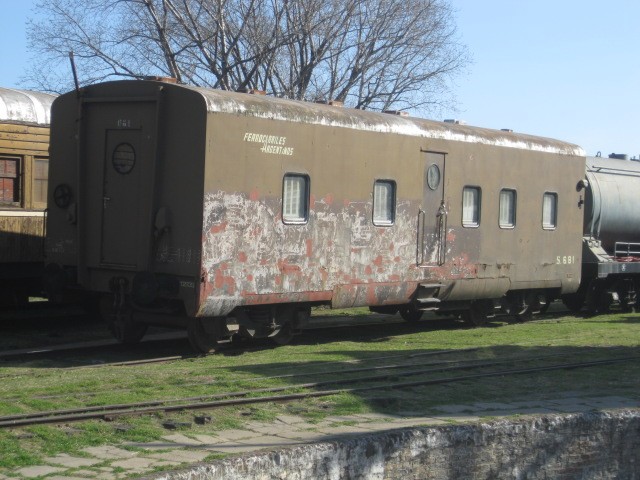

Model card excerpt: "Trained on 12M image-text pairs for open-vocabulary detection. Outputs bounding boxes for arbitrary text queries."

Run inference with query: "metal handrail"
[614,242,640,258]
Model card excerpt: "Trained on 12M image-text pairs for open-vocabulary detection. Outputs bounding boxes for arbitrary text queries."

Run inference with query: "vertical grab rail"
[417,209,425,265]
[436,200,448,266]
[42,208,48,260]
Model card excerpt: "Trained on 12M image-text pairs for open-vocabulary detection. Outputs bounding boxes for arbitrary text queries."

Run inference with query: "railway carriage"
[44,79,586,351]
[0,87,55,305]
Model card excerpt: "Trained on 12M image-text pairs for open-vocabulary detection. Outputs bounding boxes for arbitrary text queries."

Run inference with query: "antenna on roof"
[68,51,80,97]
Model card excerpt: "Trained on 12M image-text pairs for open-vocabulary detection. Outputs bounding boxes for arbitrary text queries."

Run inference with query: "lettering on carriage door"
[419,151,447,266]
[100,130,142,267]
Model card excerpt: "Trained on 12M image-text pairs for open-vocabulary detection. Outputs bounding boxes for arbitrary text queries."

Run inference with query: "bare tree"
[25,0,469,114]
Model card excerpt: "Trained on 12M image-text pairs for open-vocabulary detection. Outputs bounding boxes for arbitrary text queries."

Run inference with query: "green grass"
[0,307,638,472]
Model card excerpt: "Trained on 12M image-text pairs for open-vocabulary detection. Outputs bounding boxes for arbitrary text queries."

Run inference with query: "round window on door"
[427,164,441,190]
[112,143,136,174]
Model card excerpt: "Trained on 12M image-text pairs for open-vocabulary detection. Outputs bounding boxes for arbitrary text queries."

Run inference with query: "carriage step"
[417,297,441,304]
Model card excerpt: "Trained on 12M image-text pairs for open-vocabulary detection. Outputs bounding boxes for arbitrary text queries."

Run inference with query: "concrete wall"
[154,410,640,480]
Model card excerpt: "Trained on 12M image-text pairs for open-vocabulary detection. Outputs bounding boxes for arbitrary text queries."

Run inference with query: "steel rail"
[0,332,187,360]
[0,358,512,423]
[0,350,594,406]
[0,356,636,429]
[72,346,481,371]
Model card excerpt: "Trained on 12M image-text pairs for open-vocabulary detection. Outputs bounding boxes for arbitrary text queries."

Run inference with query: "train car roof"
[189,84,584,157]
[65,80,585,156]
[0,87,56,126]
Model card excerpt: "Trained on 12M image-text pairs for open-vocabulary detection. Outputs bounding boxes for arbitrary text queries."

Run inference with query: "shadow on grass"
[0,311,494,367]
[576,313,640,324]
[221,343,640,417]
[0,306,634,364]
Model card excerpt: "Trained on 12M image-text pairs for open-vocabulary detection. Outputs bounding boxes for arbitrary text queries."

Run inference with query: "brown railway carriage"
[0,87,55,304]
[45,80,586,350]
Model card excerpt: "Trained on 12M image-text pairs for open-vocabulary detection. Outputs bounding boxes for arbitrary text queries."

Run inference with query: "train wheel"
[270,321,295,345]
[515,307,533,322]
[562,293,584,313]
[503,292,530,321]
[463,300,491,326]
[399,305,423,322]
[187,317,224,353]
[538,301,551,314]
[269,305,307,345]
[596,294,612,314]
[100,296,148,344]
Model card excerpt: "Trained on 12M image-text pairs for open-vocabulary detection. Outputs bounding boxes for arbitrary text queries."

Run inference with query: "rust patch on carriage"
[209,222,227,234]
[278,259,302,275]
[199,191,433,316]
[241,290,333,306]
[213,265,237,295]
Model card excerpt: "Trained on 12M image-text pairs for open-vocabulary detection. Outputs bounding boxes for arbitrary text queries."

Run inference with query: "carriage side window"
[542,192,558,230]
[0,156,20,206]
[462,186,481,227]
[32,157,49,208]
[282,173,309,224]
[373,180,396,226]
[499,189,516,228]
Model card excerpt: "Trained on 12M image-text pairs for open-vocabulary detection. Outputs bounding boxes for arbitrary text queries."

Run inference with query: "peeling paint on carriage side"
[197,191,434,317]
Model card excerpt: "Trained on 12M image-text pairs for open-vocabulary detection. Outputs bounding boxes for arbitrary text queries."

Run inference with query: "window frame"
[542,192,558,230]
[462,185,481,228]
[372,179,396,226]
[32,156,49,209]
[281,173,310,225]
[498,188,517,229]
[0,155,22,207]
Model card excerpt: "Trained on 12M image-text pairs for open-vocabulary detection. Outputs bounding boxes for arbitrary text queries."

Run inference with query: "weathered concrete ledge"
[152,410,640,480]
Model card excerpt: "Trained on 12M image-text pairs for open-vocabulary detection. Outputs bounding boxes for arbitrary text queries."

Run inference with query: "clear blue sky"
[2,0,638,157]
[449,0,640,157]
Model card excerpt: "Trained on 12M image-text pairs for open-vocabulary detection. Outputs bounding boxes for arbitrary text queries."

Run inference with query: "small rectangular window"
[0,157,20,206]
[33,157,49,207]
[462,186,481,227]
[373,180,396,226]
[542,192,558,230]
[499,189,516,228]
[282,174,309,224]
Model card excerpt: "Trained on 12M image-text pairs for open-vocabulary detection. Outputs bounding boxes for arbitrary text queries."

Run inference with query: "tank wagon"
[44,80,586,351]
[0,87,55,306]
[564,153,640,313]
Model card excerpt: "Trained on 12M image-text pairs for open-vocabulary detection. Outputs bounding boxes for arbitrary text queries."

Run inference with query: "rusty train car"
[0,87,55,305]
[44,80,586,351]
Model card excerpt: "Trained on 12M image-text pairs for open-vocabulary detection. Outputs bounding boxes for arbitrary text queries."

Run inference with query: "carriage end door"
[418,151,447,266]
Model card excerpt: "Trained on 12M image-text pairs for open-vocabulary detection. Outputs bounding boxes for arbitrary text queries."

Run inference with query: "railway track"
[1,355,636,429]
[0,303,575,364]
[0,331,189,361]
